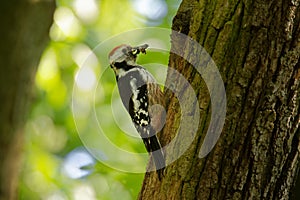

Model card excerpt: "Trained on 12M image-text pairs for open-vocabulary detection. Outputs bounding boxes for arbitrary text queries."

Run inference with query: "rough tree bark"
[139,0,300,199]
[0,1,55,199]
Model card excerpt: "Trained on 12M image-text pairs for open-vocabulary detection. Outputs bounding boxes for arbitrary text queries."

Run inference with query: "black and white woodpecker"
[108,44,165,178]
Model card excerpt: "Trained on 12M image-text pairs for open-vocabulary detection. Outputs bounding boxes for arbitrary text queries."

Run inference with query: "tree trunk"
[0,1,55,199]
[139,0,300,199]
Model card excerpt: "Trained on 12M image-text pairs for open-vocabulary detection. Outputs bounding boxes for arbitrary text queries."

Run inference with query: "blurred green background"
[19,0,180,199]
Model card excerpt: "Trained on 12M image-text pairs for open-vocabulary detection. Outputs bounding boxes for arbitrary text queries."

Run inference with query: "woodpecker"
[108,44,165,178]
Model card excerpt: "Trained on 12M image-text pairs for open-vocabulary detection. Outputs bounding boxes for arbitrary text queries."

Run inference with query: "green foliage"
[19,0,180,199]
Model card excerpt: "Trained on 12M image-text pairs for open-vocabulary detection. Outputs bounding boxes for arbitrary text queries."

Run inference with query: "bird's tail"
[151,148,165,180]
[137,125,165,179]
[144,135,165,179]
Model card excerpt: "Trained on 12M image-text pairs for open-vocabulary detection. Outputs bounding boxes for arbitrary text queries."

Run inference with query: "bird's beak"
[131,44,149,55]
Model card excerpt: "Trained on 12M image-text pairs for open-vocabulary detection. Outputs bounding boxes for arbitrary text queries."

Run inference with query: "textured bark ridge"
[139,0,300,199]
[0,1,55,199]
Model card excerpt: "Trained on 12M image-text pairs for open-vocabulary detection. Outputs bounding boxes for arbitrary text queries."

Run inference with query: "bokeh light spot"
[62,148,95,179]
[132,0,167,20]
[52,7,82,40]
[75,67,96,91]
[73,0,99,24]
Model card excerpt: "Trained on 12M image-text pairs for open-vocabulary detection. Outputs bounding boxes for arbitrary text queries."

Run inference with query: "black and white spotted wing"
[116,66,165,171]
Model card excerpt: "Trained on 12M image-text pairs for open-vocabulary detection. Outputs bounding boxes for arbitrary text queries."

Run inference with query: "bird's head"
[108,44,148,76]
